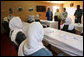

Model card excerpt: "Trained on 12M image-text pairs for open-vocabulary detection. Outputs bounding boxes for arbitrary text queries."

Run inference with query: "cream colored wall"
[1,1,63,33]
[1,1,62,22]
[63,1,83,24]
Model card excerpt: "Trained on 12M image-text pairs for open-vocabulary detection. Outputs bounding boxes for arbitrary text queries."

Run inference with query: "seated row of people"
[2,14,40,36]
[3,14,83,36]
[27,15,49,28]
[28,15,75,34]
[27,15,40,23]
[9,17,53,56]
[8,15,83,56]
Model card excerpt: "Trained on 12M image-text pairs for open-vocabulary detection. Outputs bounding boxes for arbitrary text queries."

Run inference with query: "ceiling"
[43,1,68,4]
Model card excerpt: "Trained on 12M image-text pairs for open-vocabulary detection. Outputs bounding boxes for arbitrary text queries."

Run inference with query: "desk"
[43,28,83,56]
[73,23,83,32]
[40,20,58,29]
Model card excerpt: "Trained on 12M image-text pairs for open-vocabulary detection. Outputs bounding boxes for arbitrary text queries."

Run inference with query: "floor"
[1,33,18,56]
[1,33,66,56]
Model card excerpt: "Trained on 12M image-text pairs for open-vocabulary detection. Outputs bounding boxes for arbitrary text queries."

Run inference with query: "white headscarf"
[3,17,9,22]
[9,17,23,30]
[35,15,40,20]
[61,17,75,30]
[9,17,24,45]
[18,22,45,56]
[28,15,34,22]
[7,15,14,21]
[27,22,44,43]
[65,17,72,25]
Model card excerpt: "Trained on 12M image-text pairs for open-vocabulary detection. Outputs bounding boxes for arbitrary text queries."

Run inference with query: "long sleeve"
[74,10,77,16]
[74,9,83,17]
[46,12,48,17]
[15,32,26,46]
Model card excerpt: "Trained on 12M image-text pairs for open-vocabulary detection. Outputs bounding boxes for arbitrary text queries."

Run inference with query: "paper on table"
[60,34,70,39]
[60,34,79,41]
[44,29,54,34]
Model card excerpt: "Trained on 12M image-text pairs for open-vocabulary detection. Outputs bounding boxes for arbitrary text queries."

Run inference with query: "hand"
[75,16,77,18]
[50,14,51,16]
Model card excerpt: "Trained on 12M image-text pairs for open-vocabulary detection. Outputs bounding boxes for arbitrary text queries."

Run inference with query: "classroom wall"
[63,1,83,24]
[1,1,63,33]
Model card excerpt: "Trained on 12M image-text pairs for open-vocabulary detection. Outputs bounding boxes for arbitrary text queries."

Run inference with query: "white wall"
[66,7,83,24]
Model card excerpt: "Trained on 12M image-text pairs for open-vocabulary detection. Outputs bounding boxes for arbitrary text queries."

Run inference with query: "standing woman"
[18,22,53,56]
[46,8,53,21]
[60,8,68,24]
[54,9,61,29]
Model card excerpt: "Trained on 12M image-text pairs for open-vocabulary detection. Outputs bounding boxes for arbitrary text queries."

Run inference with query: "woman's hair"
[47,8,50,11]
[63,8,66,11]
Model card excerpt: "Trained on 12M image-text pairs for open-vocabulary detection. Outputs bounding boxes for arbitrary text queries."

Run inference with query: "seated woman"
[35,15,49,28]
[27,15,34,23]
[35,14,40,22]
[18,22,53,56]
[61,17,75,33]
[9,17,26,52]
[3,17,10,35]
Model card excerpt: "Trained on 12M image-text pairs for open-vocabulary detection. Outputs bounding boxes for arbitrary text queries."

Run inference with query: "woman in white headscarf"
[9,17,26,52]
[27,15,34,23]
[3,17,10,35]
[61,17,75,33]
[18,22,53,56]
[9,17,23,30]
[35,14,40,22]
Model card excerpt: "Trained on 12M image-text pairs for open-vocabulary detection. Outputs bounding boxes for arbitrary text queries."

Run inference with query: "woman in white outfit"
[61,17,76,33]
[27,15,34,23]
[35,14,40,22]
[18,22,53,56]
[9,17,26,52]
